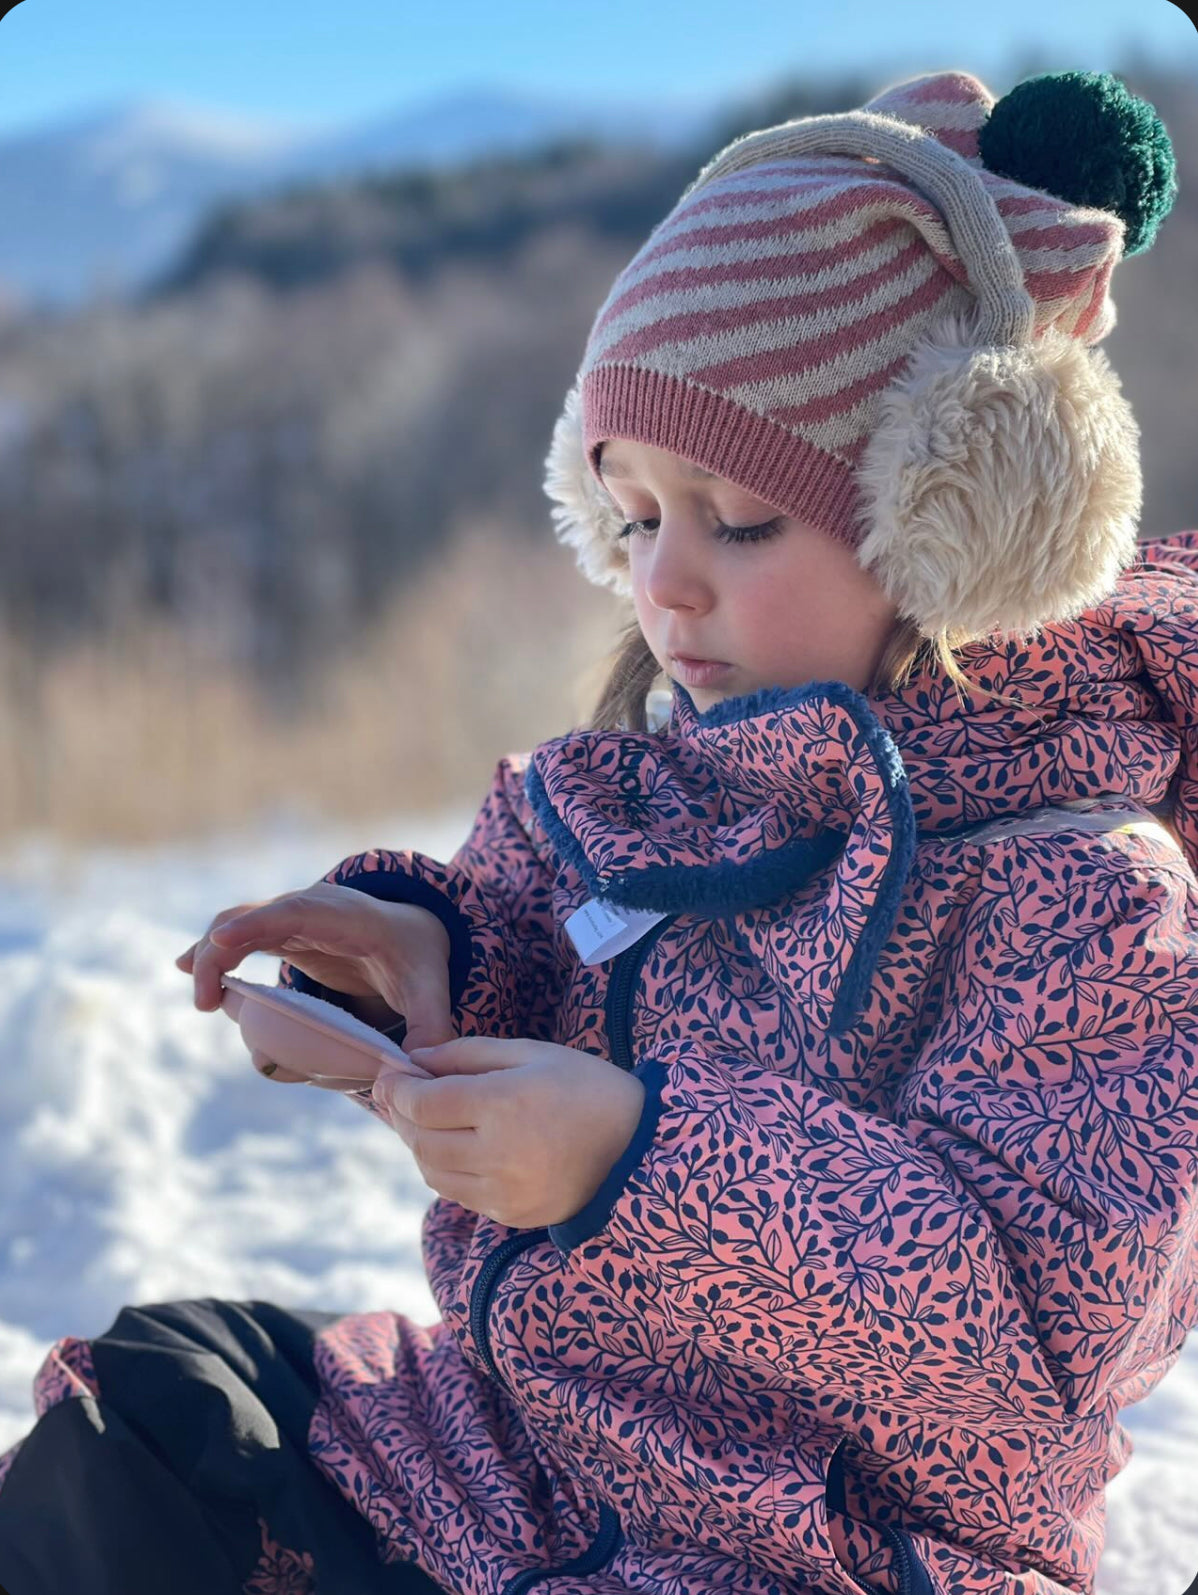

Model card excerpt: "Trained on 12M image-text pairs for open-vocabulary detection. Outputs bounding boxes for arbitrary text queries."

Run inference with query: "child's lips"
[670,656,733,684]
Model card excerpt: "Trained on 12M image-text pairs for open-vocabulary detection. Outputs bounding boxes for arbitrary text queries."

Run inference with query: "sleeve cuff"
[283,866,475,1045]
[548,1053,668,1255]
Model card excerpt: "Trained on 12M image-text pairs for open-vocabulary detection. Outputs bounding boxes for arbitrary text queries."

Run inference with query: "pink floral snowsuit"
[8,531,1198,1595]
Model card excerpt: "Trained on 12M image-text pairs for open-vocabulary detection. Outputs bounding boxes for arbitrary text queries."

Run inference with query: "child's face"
[596,439,900,710]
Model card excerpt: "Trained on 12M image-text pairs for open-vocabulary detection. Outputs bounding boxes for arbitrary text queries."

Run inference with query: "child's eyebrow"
[598,451,718,482]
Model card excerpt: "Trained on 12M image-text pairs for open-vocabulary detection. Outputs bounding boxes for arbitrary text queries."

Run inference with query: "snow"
[0,805,473,1423]
[76,97,311,169]
[0,810,1196,1591]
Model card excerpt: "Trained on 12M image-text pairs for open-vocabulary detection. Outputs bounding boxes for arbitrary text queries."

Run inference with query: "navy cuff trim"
[283,868,475,1039]
[549,1053,667,1255]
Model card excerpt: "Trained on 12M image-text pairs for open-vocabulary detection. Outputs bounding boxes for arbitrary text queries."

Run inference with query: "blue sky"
[0,0,1193,138]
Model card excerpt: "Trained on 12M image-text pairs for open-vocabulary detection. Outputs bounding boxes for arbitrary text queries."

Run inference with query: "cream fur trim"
[543,314,1143,643]
[854,309,1143,645]
[542,380,631,596]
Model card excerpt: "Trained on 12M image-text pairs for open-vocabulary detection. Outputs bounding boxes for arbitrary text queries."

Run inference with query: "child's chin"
[691,686,729,710]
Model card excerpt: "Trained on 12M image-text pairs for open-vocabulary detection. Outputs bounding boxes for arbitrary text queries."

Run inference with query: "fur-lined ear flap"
[543,381,632,596]
[853,308,1143,646]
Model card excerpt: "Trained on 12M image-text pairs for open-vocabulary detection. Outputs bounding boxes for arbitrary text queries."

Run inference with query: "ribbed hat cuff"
[582,364,865,549]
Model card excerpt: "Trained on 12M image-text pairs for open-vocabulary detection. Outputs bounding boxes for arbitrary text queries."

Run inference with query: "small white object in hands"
[218,975,433,1106]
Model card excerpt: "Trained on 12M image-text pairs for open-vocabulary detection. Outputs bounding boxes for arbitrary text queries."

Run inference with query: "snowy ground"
[0,806,1196,1594]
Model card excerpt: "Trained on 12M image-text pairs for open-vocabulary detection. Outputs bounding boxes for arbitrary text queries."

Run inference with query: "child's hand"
[372,1038,646,1230]
[175,884,459,1056]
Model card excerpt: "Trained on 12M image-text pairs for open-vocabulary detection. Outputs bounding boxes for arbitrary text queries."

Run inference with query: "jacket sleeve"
[548,835,1198,1427]
[277,754,566,1047]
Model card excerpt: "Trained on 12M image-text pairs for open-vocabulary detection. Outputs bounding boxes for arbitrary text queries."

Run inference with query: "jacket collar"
[525,677,916,1038]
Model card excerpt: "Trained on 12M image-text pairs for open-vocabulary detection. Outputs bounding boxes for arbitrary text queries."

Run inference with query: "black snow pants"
[0,1297,450,1595]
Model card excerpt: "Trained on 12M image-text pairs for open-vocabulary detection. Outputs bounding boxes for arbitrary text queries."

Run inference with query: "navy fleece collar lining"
[525,677,917,1037]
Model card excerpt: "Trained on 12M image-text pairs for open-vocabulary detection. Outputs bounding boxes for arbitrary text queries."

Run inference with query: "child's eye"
[617,518,783,545]
[715,517,783,544]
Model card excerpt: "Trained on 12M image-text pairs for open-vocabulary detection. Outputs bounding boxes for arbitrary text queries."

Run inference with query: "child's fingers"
[209,898,317,948]
[208,897,340,955]
[190,903,282,1011]
[190,932,248,1011]
[185,888,372,1012]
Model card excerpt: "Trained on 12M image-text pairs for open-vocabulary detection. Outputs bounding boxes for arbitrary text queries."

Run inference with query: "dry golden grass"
[0,523,622,851]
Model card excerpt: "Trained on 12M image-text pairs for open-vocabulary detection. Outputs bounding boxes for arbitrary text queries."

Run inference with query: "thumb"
[409,1037,527,1074]
[398,1015,460,1053]
[380,967,458,1055]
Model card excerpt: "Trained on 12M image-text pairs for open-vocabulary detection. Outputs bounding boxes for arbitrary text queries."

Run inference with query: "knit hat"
[543,70,1178,645]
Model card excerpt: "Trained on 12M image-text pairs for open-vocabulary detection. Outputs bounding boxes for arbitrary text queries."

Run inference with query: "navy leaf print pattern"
[11,531,1198,1595]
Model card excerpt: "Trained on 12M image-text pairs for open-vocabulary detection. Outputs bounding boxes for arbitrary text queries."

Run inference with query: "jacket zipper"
[605,915,676,1072]
[884,1525,912,1595]
[480,914,673,1593]
[884,1523,934,1595]
[469,1227,549,1387]
[475,1230,627,1595]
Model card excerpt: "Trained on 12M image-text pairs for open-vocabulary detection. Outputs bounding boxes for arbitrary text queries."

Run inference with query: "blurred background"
[0,7,1195,1591]
[0,0,1192,849]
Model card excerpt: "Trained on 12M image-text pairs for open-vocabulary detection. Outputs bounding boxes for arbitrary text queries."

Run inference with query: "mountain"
[0,99,308,309]
[0,87,714,311]
[282,82,711,179]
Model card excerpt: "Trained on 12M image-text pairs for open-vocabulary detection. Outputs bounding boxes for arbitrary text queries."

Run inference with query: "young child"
[0,67,1192,1595]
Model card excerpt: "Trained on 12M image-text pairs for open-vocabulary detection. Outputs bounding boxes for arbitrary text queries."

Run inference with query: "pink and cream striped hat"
[544,69,1177,645]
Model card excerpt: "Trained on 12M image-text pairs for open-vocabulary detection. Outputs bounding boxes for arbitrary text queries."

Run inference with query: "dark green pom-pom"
[978,70,1178,256]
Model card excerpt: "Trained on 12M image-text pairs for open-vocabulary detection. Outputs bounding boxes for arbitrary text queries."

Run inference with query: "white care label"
[565,895,668,964]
